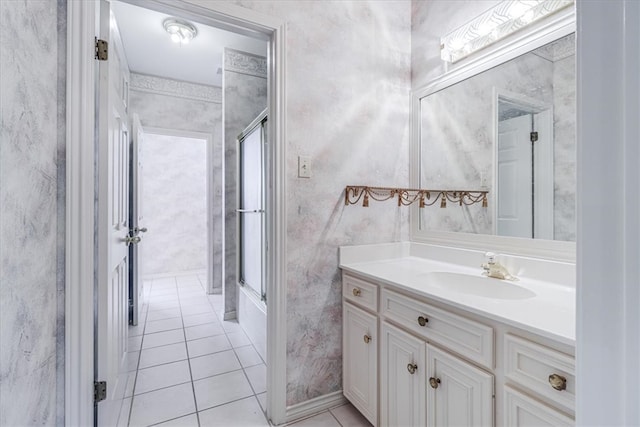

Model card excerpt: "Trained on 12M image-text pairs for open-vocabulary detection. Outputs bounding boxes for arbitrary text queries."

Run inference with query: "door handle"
[236,209,265,213]
[134,227,148,233]
[124,235,141,246]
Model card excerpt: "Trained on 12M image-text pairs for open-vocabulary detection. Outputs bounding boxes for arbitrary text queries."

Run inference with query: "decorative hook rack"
[344,185,488,208]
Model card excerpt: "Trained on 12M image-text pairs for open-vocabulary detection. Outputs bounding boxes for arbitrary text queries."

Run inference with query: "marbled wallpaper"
[223,48,268,319]
[129,76,224,288]
[224,0,412,406]
[139,134,208,276]
[0,0,65,424]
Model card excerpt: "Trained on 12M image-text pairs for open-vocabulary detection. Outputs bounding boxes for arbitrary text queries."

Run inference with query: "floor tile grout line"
[128,277,180,426]
[127,278,156,427]
[190,363,247,382]
[327,407,346,427]
[131,378,193,398]
[195,393,262,416]
[136,355,190,373]
[146,411,198,427]
[175,276,202,427]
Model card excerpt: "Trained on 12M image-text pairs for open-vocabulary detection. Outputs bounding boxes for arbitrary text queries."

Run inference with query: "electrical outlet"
[298,156,311,178]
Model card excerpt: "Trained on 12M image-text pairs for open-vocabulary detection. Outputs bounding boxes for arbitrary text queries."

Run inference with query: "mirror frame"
[410,7,576,262]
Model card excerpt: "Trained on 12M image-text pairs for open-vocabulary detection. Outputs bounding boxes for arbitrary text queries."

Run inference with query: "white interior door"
[129,114,146,325]
[96,1,132,424]
[497,114,533,238]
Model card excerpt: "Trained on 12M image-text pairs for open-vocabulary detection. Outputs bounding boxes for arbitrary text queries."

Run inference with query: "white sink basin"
[423,272,536,300]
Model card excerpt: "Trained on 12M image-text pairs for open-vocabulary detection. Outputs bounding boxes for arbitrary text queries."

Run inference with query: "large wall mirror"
[411,19,576,260]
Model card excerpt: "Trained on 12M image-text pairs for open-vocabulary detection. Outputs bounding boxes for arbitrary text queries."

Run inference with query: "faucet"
[481,252,517,281]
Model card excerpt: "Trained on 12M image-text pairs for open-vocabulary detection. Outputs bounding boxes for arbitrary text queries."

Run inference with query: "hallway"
[122,273,268,426]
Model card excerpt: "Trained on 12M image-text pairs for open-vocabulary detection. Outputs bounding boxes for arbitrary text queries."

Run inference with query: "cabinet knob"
[352,288,361,297]
[363,334,371,344]
[407,363,418,375]
[548,373,567,391]
[429,377,441,389]
[417,316,429,327]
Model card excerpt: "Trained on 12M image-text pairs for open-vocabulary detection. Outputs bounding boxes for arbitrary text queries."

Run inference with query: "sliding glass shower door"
[238,111,267,302]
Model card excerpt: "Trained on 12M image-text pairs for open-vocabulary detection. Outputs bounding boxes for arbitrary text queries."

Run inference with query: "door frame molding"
[65,1,288,425]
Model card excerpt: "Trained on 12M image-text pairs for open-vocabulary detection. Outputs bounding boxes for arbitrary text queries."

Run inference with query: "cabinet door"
[381,322,426,427]
[426,344,494,427]
[504,386,574,426]
[343,302,377,425]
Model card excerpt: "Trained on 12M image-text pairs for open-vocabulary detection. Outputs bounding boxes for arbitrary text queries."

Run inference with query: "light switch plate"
[298,156,311,178]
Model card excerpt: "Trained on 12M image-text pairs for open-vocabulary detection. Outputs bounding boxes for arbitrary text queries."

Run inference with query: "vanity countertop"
[340,243,576,346]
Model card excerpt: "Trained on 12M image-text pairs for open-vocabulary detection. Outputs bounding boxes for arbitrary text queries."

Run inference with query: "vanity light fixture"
[163,18,197,45]
[344,186,488,209]
[440,0,574,63]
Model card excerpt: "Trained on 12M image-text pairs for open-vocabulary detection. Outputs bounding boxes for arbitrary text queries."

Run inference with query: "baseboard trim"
[223,310,237,321]
[142,269,207,280]
[284,391,347,425]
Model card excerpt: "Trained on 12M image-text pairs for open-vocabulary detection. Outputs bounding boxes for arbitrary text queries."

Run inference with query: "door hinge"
[94,381,107,403]
[530,131,539,143]
[95,37,108,61]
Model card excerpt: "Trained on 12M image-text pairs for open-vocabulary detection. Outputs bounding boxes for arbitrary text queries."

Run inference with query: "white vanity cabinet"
[343,301,378,424]
[341,271,576,427]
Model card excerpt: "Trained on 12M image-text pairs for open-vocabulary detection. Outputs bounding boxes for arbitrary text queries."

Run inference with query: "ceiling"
[111,1,267,87]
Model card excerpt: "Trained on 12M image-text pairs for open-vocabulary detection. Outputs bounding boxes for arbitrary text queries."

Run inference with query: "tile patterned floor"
[121,273,371,427]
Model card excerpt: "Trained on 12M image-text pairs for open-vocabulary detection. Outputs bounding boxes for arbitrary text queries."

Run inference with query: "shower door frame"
[237,110,268,303]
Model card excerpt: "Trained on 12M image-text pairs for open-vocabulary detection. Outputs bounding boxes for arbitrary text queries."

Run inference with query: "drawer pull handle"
[407,363,418,374]
[363,334,371,344]
[417,316,429,326]
[352,288,361,297]
[548,374,567,391]
[429,377,441,389]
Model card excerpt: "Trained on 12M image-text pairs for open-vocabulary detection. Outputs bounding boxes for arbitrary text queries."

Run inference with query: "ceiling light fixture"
[440,0,574,63]
[163,18,197,45]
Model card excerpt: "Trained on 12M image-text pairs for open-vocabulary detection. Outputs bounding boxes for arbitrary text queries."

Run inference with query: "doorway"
[494,90,554,240]
[74,1,284,424]
[134,127,210,297]
[66,1,287,425]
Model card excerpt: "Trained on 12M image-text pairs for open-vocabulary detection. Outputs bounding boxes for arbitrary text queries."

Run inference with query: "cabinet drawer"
[343,274,378,312]
[504,334,575,411]
[381,288,494,369]
[504,386,574,426]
